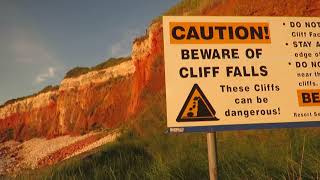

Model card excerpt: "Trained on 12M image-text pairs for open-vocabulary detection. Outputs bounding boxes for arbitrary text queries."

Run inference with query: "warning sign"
[297,89,320,106]
[163,16,320,132]
[177,84,219,122]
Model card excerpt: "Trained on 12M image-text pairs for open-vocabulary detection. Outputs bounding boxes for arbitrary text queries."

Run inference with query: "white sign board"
[163,16,320,132]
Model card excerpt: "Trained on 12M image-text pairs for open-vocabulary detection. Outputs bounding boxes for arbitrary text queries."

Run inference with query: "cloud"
[110,28,143,57]
[9,29,65,84]
[11,30,56,64]
[35,67,56,83]
[111,42,125,57]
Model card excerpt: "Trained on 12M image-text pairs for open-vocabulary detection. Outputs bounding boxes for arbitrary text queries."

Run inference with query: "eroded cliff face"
[0,22,164,142]
[0,62,136,141]
[1,0,319,143]
[129,22,165,115]
[0,91,59,141]
[57,61,135,135]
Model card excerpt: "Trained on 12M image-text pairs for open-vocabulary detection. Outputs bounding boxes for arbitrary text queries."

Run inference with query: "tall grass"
[4,0,320,179]
[13,90,320,180]
[64,57,131,79]
[163,0,220,16]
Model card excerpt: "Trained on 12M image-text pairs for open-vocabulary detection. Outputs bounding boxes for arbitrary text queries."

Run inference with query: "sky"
[0,0,179,104]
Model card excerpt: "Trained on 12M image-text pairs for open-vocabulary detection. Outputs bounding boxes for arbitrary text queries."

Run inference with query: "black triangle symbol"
[176,84,219,122]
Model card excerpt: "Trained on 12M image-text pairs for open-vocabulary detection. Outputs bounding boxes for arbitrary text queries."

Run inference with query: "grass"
[138,0,221,45]
[0,85,59,109]
[4,0,320,179]
[18,142,153,180]
[64,56,131,79]
[164,0,202,16]
[64,67,90,79]
[12,90,320,180]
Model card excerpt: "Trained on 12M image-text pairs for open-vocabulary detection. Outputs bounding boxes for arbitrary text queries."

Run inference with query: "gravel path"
[0,130,118,175]
[21,133,94,169]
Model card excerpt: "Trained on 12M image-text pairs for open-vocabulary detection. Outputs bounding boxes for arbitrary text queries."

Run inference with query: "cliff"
[0,21,164,142]
[1,0,319,143]
[1,0,320,177]
[0,61,133,141]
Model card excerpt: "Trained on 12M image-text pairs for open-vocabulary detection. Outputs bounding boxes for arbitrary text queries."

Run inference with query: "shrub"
[91,57,131,71]
[64,56,131,79]
[64,67,90,79]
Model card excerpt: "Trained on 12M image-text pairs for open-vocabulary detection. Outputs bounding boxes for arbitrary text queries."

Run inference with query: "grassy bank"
[13,91,320,180]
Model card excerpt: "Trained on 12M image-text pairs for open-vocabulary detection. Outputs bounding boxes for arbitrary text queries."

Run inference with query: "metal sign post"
[207,132,218,180]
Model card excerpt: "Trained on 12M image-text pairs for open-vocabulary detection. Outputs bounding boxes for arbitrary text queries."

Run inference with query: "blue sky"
[0,0,179,104]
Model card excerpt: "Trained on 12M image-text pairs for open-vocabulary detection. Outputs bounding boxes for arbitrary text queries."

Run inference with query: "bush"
[64,57,131,79]
[39,85,59,94]
[91,57,131,71]
[164,0,202,16]
[64,67,90,79]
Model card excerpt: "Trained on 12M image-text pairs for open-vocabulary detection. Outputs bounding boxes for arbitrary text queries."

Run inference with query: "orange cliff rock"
[0,22,164,142]
[1,0,319,142]
[129,22,165,115]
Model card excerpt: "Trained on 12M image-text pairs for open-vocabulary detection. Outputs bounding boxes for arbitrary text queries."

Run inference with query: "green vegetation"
[64,67,90,79]
[133,35,149,45]
[164,0,202,16]
[136,0,221,45]
[164,0,220,16]
[93,57,131,71]
[0,85,59,109]
[38,85,60,94]
[151,0,219,24]
[16,142,153,180]
[4,1,320,179]
[64,56,131,79]
[1,128,15,142]
[15,90,320,180]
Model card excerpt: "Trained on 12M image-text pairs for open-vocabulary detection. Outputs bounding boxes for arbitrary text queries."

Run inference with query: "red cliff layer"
[0,22,163,142]
[1,0,319,142]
